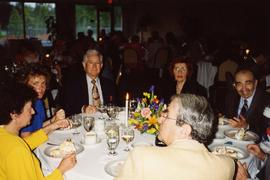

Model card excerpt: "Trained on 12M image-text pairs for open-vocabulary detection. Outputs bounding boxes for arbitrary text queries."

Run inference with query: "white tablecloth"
[36,114,261,180]
[37,114,155,180]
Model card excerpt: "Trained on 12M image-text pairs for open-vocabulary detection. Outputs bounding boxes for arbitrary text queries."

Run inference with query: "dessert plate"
[44,144,84,158]
[104,159,125,177]
[209,144,248,160]
[224,129,259,142]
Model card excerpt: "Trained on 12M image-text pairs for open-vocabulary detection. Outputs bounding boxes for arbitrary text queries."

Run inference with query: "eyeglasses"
[173,67,187,73]
[160,109,177,121]
[233,80,255,89]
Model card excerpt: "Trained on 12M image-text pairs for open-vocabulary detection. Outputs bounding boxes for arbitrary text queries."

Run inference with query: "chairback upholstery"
[123,48,138,69]
[153,47,170,68]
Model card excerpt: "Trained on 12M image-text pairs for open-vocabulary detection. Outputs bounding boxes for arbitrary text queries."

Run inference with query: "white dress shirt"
[237,90,256,117]
[86,75,104,105]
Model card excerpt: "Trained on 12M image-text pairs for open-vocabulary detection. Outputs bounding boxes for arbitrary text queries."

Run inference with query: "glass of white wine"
[106,123,120,156]
[121,126,135,151]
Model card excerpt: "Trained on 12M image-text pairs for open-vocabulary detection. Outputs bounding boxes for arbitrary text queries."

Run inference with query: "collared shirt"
[237,90,256,117]
[86,75,104,105]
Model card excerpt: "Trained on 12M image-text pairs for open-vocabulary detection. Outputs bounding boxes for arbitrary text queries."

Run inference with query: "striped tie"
[240,99,248,117]
[91,79,101,107]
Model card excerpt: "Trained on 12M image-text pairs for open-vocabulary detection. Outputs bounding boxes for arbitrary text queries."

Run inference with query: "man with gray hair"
[60,49,117,116]
[117,94,235,180]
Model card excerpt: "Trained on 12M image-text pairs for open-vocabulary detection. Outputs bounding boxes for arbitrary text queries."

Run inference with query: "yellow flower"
[146,128,157,134]
[147,115,158,125]
[129,118,139,125]
[133,112,141,118]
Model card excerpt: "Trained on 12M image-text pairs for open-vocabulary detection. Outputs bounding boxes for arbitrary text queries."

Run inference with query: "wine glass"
[129,98,138,112]
[121,126,135,151]
[97,105,106,120]
[106,106,118,120]
[83,116,95,132]
[105,123,120,156]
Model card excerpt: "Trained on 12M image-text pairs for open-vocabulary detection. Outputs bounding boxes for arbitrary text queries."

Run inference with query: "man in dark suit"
[224,67,270,137]
[60,49,117,116]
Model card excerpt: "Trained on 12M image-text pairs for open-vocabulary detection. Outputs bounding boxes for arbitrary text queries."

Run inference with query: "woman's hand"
[43,119,69,134]
[57,153,77,174]
[55,109,65,121]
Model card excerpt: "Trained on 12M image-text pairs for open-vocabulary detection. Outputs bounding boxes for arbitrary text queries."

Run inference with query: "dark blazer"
[160,78,207,103]
[60,66,117,116]
[224,87,270,137]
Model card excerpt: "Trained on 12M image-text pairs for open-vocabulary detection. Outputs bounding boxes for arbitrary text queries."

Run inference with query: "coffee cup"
[85,131,97,145]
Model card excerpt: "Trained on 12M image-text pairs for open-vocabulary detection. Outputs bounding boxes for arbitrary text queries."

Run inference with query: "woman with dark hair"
[162,57,207,103]
[17,64,65,137]
[0,82,76,179]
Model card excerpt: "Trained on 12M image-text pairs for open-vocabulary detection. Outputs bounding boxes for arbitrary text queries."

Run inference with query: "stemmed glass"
[83,116,95,132]
[121,126,135,151]
[106,106,118,120]
[69,114,82,144]
[97,105,107,120]
[129,98,138,112]
[105,122,120,156]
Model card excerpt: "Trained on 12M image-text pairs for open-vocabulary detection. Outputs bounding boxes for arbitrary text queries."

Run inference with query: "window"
[76,5,97,40]
[0,2,55,46]
[24,3,55,41]
[0,2,23,44]
[114,6,122,31]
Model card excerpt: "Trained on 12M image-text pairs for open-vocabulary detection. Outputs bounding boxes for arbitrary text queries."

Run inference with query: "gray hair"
[83,49,103,63]
[172,94,214,144]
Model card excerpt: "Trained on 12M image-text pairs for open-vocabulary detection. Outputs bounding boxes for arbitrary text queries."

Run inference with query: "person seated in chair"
[60,48,117,116]
[116,94,235,180]
[222,67,270,137]
[160,57,207,103]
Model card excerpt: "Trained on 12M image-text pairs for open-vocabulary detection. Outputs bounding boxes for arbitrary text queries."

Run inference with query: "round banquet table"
[36,112,261,180]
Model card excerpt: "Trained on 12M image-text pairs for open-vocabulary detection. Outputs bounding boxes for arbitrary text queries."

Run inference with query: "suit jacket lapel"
[81,74,89,105]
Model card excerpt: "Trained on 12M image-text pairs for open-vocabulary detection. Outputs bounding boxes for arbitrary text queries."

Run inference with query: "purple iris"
[149,85,155,93]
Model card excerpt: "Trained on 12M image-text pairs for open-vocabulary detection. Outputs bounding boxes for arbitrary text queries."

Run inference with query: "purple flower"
[149,85,155,93]
[143,124,148,131]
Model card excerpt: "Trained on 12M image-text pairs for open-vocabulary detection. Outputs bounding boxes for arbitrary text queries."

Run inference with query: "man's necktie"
[91,79,101,107]
[240,99,248,117]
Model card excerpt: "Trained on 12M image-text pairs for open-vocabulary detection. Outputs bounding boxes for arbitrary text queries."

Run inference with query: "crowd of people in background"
[0,29,270,179]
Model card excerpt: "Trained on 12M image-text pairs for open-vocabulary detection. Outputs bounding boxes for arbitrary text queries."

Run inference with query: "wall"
[122,1,270,48]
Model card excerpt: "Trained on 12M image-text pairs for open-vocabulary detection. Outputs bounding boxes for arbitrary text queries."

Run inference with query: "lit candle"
[125,93,129,127]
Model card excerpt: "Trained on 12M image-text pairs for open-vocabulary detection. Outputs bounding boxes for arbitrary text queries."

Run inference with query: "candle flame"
[126,93,129,100]
[245,49,250,55]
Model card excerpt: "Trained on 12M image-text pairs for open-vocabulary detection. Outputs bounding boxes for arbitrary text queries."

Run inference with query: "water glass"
[121,126,135,151]
[106,123,120,156]
[83,116,95,132]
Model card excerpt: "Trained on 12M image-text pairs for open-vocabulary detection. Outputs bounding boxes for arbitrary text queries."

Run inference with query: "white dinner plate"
[224,129,259,142]
[209,144,248,160]
[44,144,84,158]
[104,159,125,177]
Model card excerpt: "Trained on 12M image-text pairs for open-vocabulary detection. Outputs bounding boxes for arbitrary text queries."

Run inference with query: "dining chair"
[153,47,170,78]
[122,48,139,70]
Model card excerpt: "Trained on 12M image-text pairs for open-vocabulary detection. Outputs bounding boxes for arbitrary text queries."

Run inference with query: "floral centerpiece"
[129,86,165,135]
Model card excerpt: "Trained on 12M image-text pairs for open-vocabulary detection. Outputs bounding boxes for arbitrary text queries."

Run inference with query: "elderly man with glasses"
[116,94,235,180]
[223,67,270,137]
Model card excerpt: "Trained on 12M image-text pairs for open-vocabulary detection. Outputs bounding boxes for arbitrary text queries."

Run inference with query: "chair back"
[123,48,138,69]
[153,48,170,68]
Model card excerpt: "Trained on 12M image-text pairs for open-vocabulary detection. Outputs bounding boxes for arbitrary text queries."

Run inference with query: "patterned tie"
[91,79,101,107]
[240,99,248,117]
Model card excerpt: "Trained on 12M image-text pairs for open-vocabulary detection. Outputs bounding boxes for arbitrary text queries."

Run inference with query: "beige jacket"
[116,139,235,180]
